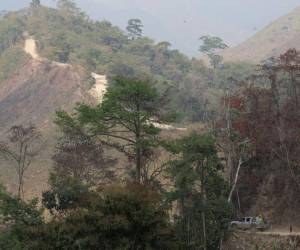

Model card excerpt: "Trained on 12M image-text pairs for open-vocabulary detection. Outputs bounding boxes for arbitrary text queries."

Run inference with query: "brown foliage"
[223,50,300,220]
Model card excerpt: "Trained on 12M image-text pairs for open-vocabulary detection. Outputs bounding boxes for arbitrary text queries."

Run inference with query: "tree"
[57,0,80,16]
[127,18,143,40]
[216,90,252,204]
[199,35,228,69]
[0,185,43,249]
[167,133,233,250]
[53,115,115,184]
[0,125,41,198]
[21,183,178,249]
[42,175,90,214]
[51,42,72,63]
[216,50,300,220]
[57,76,169,183]
[30,0,40,7]
[0,185,42,227]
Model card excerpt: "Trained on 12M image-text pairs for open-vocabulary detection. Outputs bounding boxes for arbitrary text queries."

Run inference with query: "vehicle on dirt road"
[230,217,271,231]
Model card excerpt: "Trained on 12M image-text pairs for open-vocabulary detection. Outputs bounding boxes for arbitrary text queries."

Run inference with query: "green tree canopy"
[167,132,233,250]
[127,18,143,39]
[56,76,170,183]
[199,35,228,69]
[30,0,40,7]
[9,183,178,250]
[57,0,80,16]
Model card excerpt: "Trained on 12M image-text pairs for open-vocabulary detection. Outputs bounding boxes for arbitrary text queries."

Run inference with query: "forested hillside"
[0,1,253,124]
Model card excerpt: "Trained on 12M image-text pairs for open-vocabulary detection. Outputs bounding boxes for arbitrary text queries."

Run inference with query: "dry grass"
[222,6,300,63]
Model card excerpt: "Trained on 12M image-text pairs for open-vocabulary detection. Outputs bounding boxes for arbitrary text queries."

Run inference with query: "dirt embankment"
[24,37,108,103]
[223,231,300,250]
[24,38,40,60]
[24,37,69,67]
[89,72,108,103]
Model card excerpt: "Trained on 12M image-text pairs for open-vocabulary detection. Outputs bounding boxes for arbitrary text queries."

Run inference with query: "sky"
[1,0,300,57]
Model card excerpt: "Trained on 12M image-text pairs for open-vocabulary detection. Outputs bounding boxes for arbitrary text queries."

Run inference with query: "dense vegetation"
[220,49,300,221]
[0,74,233,249]
[0,48,28,81]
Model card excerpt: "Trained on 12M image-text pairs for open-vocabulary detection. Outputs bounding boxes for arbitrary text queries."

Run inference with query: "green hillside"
[0,4,194,118]
[0,2,254,123]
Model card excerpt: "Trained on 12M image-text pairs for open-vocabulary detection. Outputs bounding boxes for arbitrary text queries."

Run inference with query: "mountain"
[4,0,297,57]
[0,3,210,196]
[222,6,300,63]
[0,3,208,130]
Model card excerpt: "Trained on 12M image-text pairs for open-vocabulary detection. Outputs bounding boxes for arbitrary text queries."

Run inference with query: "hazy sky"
[2,0,300,56]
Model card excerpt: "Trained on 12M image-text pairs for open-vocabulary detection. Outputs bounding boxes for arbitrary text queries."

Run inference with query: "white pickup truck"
[230,217,270,231]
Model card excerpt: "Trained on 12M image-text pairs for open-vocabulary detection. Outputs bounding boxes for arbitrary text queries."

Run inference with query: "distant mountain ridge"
[222,6,300,63]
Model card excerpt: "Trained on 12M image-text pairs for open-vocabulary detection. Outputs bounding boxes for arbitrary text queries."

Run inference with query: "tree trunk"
[136,145,141,183]
[202,210,207,250]
[200,160,207,250]
[17,174,23,198]
[228,157,243,202]
[225,89,234,185]
[17,179,22,198]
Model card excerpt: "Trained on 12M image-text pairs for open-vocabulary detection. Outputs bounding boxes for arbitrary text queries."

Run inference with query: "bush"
[6,183,178,250]
[0,185,43,249]
[0,48,29,81]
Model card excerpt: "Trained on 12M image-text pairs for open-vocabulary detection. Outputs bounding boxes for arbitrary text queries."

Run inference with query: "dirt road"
[89,72,108,103]
[257,230,300,236]
[23,37,108,102]
[24,37,68,67]
[24,38,40,60]
[23,37,186,131]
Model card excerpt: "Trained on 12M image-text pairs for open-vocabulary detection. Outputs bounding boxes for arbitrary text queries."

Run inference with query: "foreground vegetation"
[0,76,233,250]
[1,48,300,248]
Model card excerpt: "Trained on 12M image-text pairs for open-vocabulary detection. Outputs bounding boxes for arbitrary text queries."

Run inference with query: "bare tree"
[140,149,172,188]
[216,88,251,203]
[0,124,41,198]
[52,125,116,184]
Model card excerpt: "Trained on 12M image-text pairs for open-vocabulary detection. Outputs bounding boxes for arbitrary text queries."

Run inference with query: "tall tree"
[30,0,40,7]
[216,90,251,204]
[53,114,115,184]
[127,19,143,40]
[57,76,170,183]
[199,35,228,69]
[0,125,41,198]
[168,133,232,250]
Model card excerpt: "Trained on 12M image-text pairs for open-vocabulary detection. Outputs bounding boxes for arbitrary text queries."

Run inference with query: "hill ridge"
[222,5,300,63]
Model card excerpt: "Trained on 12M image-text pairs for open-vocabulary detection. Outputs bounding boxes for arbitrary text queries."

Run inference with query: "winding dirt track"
[23,37,186,131]
[24,37,108,102]
[89,73,108,103]
[24,38,40,60]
